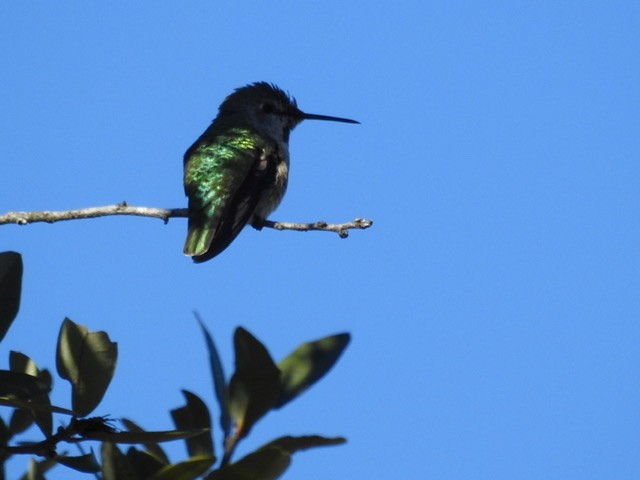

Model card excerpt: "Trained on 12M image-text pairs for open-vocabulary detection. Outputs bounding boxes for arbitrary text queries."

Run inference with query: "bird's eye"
[261,102,275,113]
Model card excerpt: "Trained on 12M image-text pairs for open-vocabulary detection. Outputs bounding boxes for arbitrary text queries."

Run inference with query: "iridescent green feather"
[183,128,263,256]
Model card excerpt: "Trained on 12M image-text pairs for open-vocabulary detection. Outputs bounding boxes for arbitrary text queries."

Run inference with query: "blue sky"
[1,2,639,478]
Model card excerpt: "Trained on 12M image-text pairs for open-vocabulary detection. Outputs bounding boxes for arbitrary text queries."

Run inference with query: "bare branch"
[0,203,373,237]
[262,218,373,238]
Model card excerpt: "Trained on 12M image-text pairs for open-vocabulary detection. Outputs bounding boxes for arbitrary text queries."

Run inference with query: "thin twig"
[0,202,373,237]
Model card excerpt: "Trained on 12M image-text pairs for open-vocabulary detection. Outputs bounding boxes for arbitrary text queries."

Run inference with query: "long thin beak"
[301,111,360,124]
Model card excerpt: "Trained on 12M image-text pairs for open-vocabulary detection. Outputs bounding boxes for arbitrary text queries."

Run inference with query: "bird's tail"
[183,223,215,258]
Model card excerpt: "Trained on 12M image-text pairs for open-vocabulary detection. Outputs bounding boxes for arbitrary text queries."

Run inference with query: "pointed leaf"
[171,389,214,459]
[276,333,350,408]
[0,251,22,343]
[9,405,33,436]
[84,428,208,444]
[121,418,170,465]
[228,327,281,438]
[55,451,101,473]
[56,318,117,416]
[197,314,232,440]
[206,448,290,480]
[126,447,167,478]
[207,435,345,480]
[259,435,347,454]
[149,455,216,480]
[101,442,138,480]
[0,396,74,415]
[0,417,8,444]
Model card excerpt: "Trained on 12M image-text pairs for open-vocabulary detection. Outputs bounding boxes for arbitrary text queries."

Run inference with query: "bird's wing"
[183,132,277,262]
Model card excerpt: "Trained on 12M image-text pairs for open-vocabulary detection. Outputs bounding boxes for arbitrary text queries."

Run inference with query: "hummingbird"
[183,82,359,263]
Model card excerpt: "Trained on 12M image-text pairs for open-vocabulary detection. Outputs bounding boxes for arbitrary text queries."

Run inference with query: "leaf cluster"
[0,252,350,479]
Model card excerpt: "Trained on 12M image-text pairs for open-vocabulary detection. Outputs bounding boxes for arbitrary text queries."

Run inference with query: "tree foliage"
[0,252,349,479]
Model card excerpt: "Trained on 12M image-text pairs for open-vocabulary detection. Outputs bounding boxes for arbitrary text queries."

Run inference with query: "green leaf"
[0,251,22,343]
[84,428,208,444]
[258,435,347,454]
[149,455,216,480]
[101,442,138,480]
[121,418,170,465]
[228,327,281,439]
[56,318,118,417]
[197,313,232,440]
[276,333,350,408]
[171,389,214,459]
[206,448,290,480]
[9,352,54,436]
[55,451,101,473]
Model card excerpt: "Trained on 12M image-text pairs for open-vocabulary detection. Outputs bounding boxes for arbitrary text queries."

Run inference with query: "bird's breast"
[253,156,289,222]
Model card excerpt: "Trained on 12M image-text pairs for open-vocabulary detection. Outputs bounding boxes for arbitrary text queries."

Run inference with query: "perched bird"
[183,82,358,262]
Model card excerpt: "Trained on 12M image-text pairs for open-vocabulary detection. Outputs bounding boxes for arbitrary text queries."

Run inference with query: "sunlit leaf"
[276,333,350,408]
[0,251,22,343]
[149,455,216,480]
[56,318,117,417]
[55,451,101,473]
[206,447,290,480]
[121,418,170,465]
[171,389,214,459]
[228,327,281,439]
[197,313,232,440]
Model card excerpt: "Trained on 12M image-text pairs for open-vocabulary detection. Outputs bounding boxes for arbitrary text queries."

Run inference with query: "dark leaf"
[0,396,74,416]
[276,333,350,408]
[197,314,232,440]
[0,370,49,398]
[19,457,57,480]
[207,435,345,480]
[126,447,167,478]
[0,417,8,445]
[55,451,101,473]
[206,448,290,480]
[0,251,22,343]
[56,318,117,417]
[9,406,33,436]
[121,418,170,465]
[9,352,53,436]
[171,389,214,459]
[101,442,138,480]
[149,455,216,480]
[228,327,281,439]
